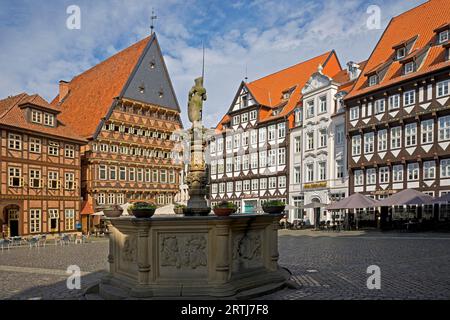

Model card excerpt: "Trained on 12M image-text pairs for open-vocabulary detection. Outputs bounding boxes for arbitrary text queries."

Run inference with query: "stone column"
[137,225,151,285]
[215,224,230,283]
[104,220,115,284]
[269,218,280,271]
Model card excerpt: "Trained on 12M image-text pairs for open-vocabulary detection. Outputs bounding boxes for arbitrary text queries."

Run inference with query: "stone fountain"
[85,77,290,300]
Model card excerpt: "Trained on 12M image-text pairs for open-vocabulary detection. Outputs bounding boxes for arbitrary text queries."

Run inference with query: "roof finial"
[318,63,323,74]
[245,64,248,83]
[150,8,157,35]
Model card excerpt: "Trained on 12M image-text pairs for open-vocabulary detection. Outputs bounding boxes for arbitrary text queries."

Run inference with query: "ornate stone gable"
[302,71,333,96]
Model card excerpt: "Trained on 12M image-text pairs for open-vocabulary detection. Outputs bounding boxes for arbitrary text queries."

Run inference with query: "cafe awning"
[327,193,379,210]
[376,189,435,206]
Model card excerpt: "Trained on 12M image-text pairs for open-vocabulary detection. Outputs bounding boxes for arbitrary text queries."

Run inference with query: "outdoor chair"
[74,234,82,244]
[0,239,11,251]
[28,237,39,248]
[82,234,91,243]
[61,235,70,245]
[38,236,47,247]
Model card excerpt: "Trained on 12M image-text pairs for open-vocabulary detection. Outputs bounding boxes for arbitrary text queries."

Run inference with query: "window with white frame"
[251,179,258,191]
[393,165,404,182]
[404,62,415,74]
[8,167,21,187]
[226,158,233,173]
[236,181,242,192]
[251,153,258,169]
[226,136,232,151]
[145,169,151,182]
[354,170,364,186]
[268,125,276,141]
[352,135,361,155]
[65,209,75,231]
[259,151,266,168]
[403,90,416,106]
[234,134,241,149]
[278,123,286,139]
[65,145,75,158]
[28,137,41,153]
[319,129,327,148]
[350,107,359,120]
[319,96,327,113]
[99,165,107,180]
[210,141,216,154]
[211,161,217,175]
[48,171,59,189]
[219,182,226,193]
[227,182,234,193]
[129,167,136,181]
[268,149,277,167]
[389,94,400,110]
[405,123,417,147]
[65,172,75,190]
[217,138,223,152]
[336,125,344,145]
[306,100,314,118]
[295,136,302,153]
[391,127,402,149]
[108,193,115,205]
[109,166,117,181]
[152,169,158,182]
[421,120,434,144]
[437,80,449,98]
[29,209,41,233]
[259,127,266,144]
[31,110,42,124]
[268,177,277,189]
[379,167,390,184]
[169,170,175,184]
[364,132,374,154]
[117,193,125,205]
[232,115,240,126]
[424,161,436,180]
[48,141,59,156]
[377,130,388,151]
[242,155,249,170]
[307,132,314,150]
[278,176,286,188]
[260,178,267,190]
[8,133,21,150]
[250,110,257,120]
[244,180,251,191]
[29,169,42,188]
[318,162,326,181]
[234,156,241,172]
[250,130,257,145]
[336,160,344,179]
[306,163,314,182]
[366,168,376,185]
[212,184,218,194]
[369,75,378,86]
[242,132,249,146]
[374,99,385,114]
[160,170,167,183]
[119,167,126,181]
[439,30,449,44]
[439,116,450,141]
[278,148,286,165]
[137,168,143,182]
[241,113,248,123]
[44,113,55,127]
[294,109,302,124]
[407,163,419,181]
[294,166,301,184]
[218,159,224,173]
[440,159,450,178]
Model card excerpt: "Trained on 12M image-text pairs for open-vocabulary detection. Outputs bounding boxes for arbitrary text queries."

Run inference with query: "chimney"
[346,61,361,81]
[59,80,70,103]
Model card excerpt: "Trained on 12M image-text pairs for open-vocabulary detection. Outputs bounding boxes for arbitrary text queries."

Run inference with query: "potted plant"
[213,201,237,217]
[173,203,186,215]
[262,200,286,214]
[129,202,157,218]
[103,204,123,218]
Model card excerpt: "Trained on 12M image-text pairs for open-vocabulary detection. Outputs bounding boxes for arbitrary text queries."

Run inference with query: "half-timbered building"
[52,34,184,213]
[0,93,86,236]
[345,0,450,223]
[209,51,342,213]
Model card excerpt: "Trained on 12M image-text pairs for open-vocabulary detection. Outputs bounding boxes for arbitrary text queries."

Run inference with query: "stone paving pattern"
[1,231,450,300]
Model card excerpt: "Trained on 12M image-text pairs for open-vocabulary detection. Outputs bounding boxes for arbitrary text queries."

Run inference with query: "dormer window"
[439,30,449,44]
[405,61,415,74]
[241,94,248,108]
[397,47,406,60]
[282,92,291,100]
[369,75,378,87]
[31,110,42,124]
[44,113,55,127]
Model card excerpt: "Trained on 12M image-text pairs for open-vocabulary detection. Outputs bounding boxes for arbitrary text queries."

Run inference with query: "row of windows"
[211,176,287,193]
[92,142,180,160]
[211,123,286,154]
[305,95,328,118]
[97,165,177,184]
[353,159,450,186]
[351,117,450,156]
[116,104,178,122]
[210,148,286,175]
[95,193,174,206]
[102,122,178,141]
[350,80,450,120]
[302,159,346,183]
[8,167,75,189]
[7,134,75,158]
[30,109,55,127]
[29,209,76,233]
[231,110,258,125]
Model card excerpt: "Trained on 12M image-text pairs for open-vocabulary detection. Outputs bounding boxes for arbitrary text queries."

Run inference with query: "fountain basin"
[93,214,289,299]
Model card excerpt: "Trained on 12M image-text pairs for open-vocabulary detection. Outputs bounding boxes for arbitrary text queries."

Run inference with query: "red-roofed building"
[209,51,342,212]
[344,0,450,226]
[52,34,184,212]
[0,93,86,237]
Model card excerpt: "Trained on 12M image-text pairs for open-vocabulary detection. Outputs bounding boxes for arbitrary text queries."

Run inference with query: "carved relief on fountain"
[232,231,263,272]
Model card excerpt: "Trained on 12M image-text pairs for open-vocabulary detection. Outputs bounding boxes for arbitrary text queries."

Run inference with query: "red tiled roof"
[19,94,61,113]
[347,0,450,99]
[80,200,95,215]
[0,93,86,143]
[52,36,152,138]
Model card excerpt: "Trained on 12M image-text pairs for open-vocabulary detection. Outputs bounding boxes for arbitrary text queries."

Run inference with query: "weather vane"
[150,9,157,34]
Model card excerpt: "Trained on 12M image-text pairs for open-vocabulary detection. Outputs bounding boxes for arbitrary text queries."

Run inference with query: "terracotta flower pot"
[131,208,156,218]
[103,208,123,218]
[262,205,286,214]
[213,208,235,217]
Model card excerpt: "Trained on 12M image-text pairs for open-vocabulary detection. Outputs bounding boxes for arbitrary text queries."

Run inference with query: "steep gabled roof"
[0,93,86,143]
[347,0,450,99]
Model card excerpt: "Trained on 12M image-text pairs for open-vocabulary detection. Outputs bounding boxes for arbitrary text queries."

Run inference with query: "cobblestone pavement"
[1,231,450,300]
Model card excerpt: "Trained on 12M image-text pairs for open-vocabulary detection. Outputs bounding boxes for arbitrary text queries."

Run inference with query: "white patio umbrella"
[93,211,104,216]
[155,204,176,215]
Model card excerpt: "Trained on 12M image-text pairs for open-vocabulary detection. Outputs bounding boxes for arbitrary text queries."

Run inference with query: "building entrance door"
[8,209,19,237]
[48,209,59,233]
[244,200,257,214]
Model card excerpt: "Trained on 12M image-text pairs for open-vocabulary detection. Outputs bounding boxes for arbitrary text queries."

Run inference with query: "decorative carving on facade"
[160,234,207,269]
[122,236,137,263]
[233,233,262,261]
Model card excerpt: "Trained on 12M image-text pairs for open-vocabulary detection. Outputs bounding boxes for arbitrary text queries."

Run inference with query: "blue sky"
[0,0,425,127]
